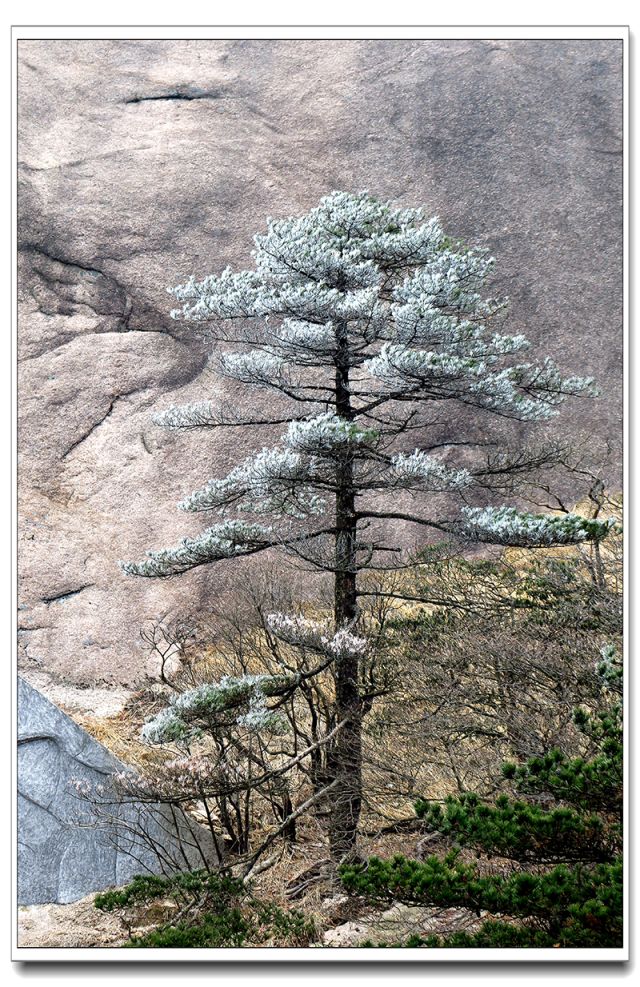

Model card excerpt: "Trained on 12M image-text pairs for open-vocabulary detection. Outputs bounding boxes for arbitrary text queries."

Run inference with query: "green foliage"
[95,874,172,912]
[414,791,608,863]
[341,853,622,948]
[408,542,622,636]
[95,869,316,948]
[340,682,623,948]
[503,700,622,822]
[95,870,243,913]
[362,922,564,948]
[126,909,250,948]
[125,900,315,949]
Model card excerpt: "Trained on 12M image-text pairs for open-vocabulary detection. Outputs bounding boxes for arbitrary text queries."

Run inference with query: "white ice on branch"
[390,450,472,491]
[266,612,368,659]
[141,673,292,743]
[175,411,387,522]
[459,506,616,547]
[153,400,218,429]
[286,413,379,453]
[328,627,369,659]
[140,707,191,745]
[366,345,595,421]
[366,344,486,387]
[168,191,449,326]
[120,520,273,577]
[272,319,336,363]
[162,190,596,425]
[219,350,289,386]
[393,247,496,313]
[179,446,325,519]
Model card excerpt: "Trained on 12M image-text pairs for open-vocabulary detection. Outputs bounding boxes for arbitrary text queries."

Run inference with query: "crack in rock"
[125,85,224,104]
[61,398,119,460]
[41,584,95,605]
[20,244,186,350]
[22,244,132,331]
[18,146,156,172]
[22,244,105,278]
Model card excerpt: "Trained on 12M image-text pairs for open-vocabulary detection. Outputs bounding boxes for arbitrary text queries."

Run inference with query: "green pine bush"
[95,869,316,948]
[341,671,623,949]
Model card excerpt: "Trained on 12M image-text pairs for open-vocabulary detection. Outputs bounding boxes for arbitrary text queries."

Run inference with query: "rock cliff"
[17,39,622,684]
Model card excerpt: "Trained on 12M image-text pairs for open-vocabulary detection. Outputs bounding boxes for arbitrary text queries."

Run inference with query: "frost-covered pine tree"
[123,191,613,861]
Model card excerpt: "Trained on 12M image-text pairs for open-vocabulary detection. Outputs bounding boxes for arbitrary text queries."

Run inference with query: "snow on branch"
[266,612,368,659]
[597,643,623,695]
[141,673,293,744]
[467,359,597,420]
[458,506,617,547]
[168,192,447,328]
[393,246,496,313]
[253,190,444,279]
[219,350,289,387]
[269,318,336,363]
[366,344,596,421]
[120,520,274,577]
[286,413,380,453]
[366,344,486,388]
[178,446,326,519]
[153,400,219,429]
[168,268,273,321]
[391,303,524,354]
[254,231,382,289]
[390,450,472,491]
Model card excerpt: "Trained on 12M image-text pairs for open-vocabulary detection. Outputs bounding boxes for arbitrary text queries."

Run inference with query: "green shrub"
[95,868,316,948]
[341,679,623,949]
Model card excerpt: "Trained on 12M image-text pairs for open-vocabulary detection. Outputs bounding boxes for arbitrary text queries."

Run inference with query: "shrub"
[341,663,623,948]
[95,869,316,948]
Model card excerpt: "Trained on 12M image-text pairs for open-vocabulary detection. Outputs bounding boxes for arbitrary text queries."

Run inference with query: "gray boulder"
[18,676,217,905]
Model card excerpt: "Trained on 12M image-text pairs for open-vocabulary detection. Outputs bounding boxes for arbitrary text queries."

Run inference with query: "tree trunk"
[328,319,363,862]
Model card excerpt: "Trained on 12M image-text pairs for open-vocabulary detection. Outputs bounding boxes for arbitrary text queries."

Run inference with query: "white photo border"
[10,22,629,964]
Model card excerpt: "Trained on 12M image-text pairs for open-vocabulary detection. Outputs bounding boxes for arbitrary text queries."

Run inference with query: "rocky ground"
[18,38,623,688]
[18,898,480,950]
[18,895,127,948]
[20,668,132,718]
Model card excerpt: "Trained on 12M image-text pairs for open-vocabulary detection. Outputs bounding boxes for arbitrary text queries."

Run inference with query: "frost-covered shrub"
[141,673,292,745]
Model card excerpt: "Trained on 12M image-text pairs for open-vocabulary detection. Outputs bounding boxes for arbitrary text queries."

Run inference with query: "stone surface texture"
[322,902,481,946]
[18,676,216,905]
[17,39,623,686]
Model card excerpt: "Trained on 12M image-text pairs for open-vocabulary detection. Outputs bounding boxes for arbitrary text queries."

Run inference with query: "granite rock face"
[17,677,217,905]
[17,39,623,685]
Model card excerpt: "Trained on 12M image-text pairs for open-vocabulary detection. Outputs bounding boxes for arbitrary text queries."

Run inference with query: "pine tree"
[340,645,623,947]
[122,191,613,862]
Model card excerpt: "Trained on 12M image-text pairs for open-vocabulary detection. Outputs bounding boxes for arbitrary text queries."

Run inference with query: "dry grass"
[74,687,172,770]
